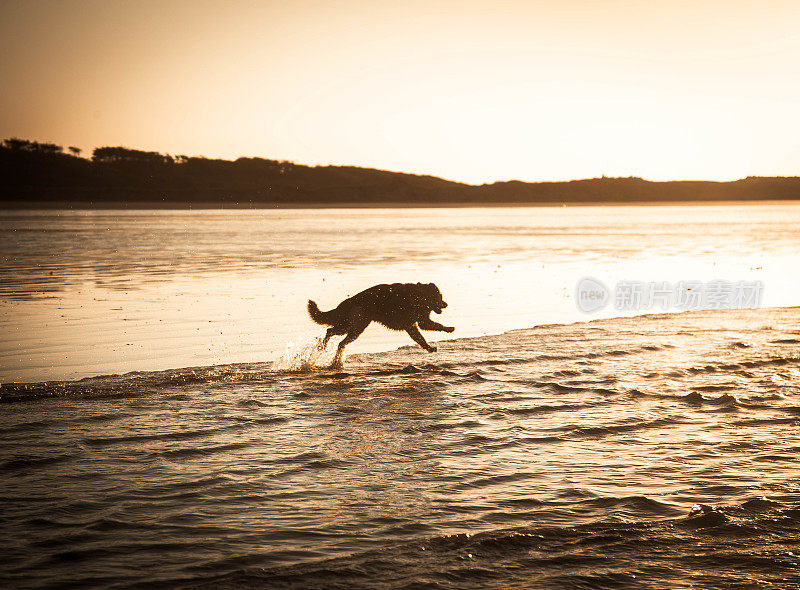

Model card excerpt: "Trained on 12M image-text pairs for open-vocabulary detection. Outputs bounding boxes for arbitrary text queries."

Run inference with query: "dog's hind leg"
[405,325,436,352]
[319,325,346,349]
[332,312,370,367]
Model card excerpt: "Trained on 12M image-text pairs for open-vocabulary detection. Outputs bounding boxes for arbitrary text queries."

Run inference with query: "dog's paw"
[444,326,455,333]
[316,338,326,350]
[427,345,437,353]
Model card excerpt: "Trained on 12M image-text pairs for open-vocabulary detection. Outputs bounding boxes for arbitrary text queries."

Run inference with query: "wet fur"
[308,282,453,365]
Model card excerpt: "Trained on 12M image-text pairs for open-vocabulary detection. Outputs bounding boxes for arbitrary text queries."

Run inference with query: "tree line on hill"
[1,137,798,207]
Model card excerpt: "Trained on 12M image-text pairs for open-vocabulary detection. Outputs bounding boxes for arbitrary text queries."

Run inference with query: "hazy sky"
[1,0,798,183]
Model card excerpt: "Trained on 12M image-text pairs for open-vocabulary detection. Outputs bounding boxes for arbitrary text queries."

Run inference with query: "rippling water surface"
[3,309,800,588]
[2,204,800,588]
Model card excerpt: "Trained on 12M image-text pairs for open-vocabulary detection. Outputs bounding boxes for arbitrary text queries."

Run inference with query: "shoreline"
[4,305,797,388]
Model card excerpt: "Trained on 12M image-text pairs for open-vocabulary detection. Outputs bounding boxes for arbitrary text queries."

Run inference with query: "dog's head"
[419,282,448,314]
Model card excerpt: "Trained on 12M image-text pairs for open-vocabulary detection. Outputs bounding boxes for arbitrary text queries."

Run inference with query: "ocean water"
[2,204,800,588]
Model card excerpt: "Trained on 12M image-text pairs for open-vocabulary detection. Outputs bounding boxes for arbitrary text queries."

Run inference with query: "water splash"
[270,336,339,372]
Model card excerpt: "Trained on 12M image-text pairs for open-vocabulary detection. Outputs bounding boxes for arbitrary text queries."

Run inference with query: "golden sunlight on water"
[1,203,799,382]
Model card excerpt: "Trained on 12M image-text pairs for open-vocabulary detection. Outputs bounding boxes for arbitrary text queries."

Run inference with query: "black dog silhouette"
[308,282,454,365]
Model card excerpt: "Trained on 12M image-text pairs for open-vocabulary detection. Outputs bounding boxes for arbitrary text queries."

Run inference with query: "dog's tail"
[307,300,338,325]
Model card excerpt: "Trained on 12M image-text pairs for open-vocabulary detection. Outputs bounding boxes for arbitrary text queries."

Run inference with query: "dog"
[308,282,454,365]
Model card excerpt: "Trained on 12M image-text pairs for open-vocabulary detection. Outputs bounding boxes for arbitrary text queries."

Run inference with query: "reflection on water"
[1,204,799,381]
[3,205,800,294]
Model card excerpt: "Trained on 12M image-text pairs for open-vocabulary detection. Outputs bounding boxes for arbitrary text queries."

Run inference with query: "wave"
[82,424,247,447]
[0,451,78,474]
[0,362,278,403]
[169,498,800,589]
[552,416,688,440]
[3,307,800,405]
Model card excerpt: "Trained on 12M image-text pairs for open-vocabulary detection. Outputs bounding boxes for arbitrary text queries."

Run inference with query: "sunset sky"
[1,0,798,183]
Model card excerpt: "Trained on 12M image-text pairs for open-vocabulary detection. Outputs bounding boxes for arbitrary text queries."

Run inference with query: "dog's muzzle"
[434,301,447,314]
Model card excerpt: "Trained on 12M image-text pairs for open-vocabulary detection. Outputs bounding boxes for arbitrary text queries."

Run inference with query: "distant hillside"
[1,138,798,207]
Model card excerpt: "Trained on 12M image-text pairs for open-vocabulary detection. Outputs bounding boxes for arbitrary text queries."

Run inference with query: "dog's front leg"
[418,318,454,333]
[406,325,437,352]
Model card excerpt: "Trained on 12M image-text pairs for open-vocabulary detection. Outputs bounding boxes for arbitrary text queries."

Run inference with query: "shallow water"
[2,308,800,588]
[2,204,800,382]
